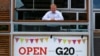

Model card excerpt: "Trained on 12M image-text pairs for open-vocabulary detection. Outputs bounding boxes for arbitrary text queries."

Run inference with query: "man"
[42,4,64,20]
[42,4,64,31]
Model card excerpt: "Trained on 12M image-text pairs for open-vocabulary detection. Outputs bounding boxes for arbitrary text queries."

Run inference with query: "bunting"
[30,39,34,43]
[63,39,67,44]
[20,38,24,43]
[40,38,43,43]
[25,39,29,43]
[58,39,62,43]
[82,39,86,43]
[15,38,19,42]
[35,38,39,43]
[77,39,81,44]
[68,40,71,44]
[45,38,48,42]
[53,38,57,42]
[73,40,76,44]
[15,37,87,44]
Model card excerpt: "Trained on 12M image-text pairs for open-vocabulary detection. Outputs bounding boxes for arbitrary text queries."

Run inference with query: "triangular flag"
[30,39,34,43]
[15,38,19,42]
[77,39,81,44]
[53,38,57,42]
[58,39,62,43]
[35,38,39,43]
[45,38,48,42]
[40,38,43,43]
[82,39,86,43]
[73,40,76,44]
[25,39,29,43]
[20,38,24,43]
[68,40,71,44]
[63,39,67,44]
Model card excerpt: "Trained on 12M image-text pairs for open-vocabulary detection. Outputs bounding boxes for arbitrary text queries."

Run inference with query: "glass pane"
[14,24,61,32]
[62,25,76,29]
[63,13,76,20]
[78,25,88,32]
[0,25,9,31]
[15,10,47,20]
[95,13,100,29]
[71,0,85,8]
[79,13,87,20]
[78,25,87,29]
[93,0,100,8]
[14,24,87,32]
[34,0,51,9]
[15,0,51,9]
[16,0,33,8]
[54,0,68,8]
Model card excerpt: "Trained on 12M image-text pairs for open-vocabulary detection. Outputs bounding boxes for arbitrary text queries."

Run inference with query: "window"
[95,13,100,29]
[15,0,51,9]
[63,13,76,20]
[0,24,10,32]
[54,0,68,8]
[79,13,87,20]
[14,0,87,21]
[62,12,87,21]
[15,10,47,20]
[14,24,88,32]
[34,0,51,9]
[71,0,85,8]
[79,25,87,29]
[93,0,100,9]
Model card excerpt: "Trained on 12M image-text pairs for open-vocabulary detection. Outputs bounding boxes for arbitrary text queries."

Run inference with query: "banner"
[13,35,88,56]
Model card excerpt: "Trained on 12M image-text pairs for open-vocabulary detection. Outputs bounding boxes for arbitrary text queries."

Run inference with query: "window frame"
[70,0,86,10]
[93,12,100,30]
[13,0,88,22]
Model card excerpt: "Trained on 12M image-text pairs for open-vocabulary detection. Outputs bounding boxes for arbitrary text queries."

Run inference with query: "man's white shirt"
[42,10,64,20]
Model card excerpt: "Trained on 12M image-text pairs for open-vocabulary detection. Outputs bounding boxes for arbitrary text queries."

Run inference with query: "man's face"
[50,6,56,13]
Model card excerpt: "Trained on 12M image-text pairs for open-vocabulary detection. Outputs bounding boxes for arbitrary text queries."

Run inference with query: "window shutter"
[0,35,10,56]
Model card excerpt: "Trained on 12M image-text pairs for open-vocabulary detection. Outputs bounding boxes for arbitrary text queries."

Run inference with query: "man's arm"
[42,12,51,20]
[55,12,64,20]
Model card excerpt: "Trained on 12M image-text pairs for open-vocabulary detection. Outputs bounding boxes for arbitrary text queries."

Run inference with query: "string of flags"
[15,37,49,43]
[15,37,87,44]
[53,38,86,44]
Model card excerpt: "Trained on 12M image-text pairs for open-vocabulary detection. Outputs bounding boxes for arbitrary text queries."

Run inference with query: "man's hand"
[51,18,55,20]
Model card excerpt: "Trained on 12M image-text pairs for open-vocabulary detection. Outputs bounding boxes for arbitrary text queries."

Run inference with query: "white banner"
[13,35,88,56]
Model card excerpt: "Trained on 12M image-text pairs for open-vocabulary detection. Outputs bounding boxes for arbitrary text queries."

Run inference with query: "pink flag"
[58,39,62,43]
[68,40,71,44]
[77,39,81,44]
[73,40,76,44]
[35,38,39,43]
[30,39,34,43]
[25,39,29,43]
[15,38,19,42]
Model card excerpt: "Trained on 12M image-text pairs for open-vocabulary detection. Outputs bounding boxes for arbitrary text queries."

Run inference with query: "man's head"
[50,4,57,13]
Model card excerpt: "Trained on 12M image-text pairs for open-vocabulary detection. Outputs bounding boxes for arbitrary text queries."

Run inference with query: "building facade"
[0,0,100,56]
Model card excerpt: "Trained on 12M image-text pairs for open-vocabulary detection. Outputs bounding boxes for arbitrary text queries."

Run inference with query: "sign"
[13,35,88,56]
